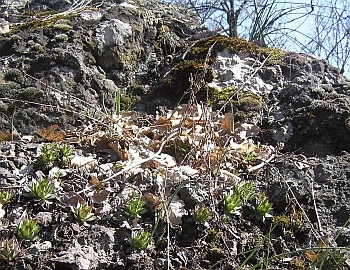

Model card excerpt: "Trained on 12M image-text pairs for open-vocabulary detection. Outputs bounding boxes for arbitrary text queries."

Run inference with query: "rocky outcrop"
[0,0,201,134]
[258,52,350,156]
[0,1,350,270]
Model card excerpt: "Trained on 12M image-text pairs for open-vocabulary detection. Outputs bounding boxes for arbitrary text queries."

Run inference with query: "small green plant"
[123,192,145,220]
[322,251,346,269]
[194,206,212,224]
[131,230,151,251]
[59,145,72,165]
[74,203,94,225]
[168,139,191,157]
[0,190,12,204]
[115,88,121,116]
[235,182,254,201]
[84,109,94,117]
[0,238,21,261]
[53,23,72,31]
[208,227,221,243]
[15,219,39,241]
[243,151,254,162]
[222,192,242,215]
[30,43,45,53]
[177,139,191,155]
[29,179,54,204]
[273,208,305,232]
[54,33,68,42]
[39,144,72,166]
[120,92,139,111]
[40,143,58,166]
[250,192,273,222]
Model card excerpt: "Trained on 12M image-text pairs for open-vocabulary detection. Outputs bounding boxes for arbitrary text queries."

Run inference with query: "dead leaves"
[305,236,330,263]
[0,130,20,141]
[108,139,129,161]
[37,125,65,142]
[0,131,12,141]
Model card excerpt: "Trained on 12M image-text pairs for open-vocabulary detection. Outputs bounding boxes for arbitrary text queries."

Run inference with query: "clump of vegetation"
[54,33,69,42]
[39,144,59,166]
[222,192,242,215]
[187,36,257,62]
[235,182,255,201]
[15,219,39,241]
[131,230,151,251]
[28,179,54,204]
[127,84,146,96]
[0,82,21,98]
[321,251,346,269]
[55,19,70,25]
[53,23,72,31]
[197,85,233,106]
[173,60,215,89]
[232,90,264,112]
[243,151,254,162]
[123,192,145,220]
[4,69,25,85]
[222,182,272,221]
[158,60,215,102]
[120,92,140,111]
[194,206,212,224]
[74,204,94,225]
[249,192,273,222]
[59,145,72,165]
[39,144,72,167]
[0,238,22,262]
[259,46,285,63]
[21,87,39,99]
[118,85,146,112]
[0,190,12,204]
[9,12,76,33]
[30,43,45,53]
[273,208,305,232]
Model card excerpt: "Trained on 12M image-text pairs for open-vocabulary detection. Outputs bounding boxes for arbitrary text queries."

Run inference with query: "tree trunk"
[227,10,238,37]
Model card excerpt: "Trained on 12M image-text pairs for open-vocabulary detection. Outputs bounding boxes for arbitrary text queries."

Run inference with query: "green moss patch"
[197,85,233,106]
[5,69,25,85]
[120,85,146,111]
[9,12,77,33]
[187,36,257,63]
[259,47,285,64]
[53,24,72,31]
[0,82,21,98]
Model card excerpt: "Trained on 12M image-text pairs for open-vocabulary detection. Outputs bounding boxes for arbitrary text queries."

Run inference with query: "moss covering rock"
[0,82,21,98]
[187,36,258,63]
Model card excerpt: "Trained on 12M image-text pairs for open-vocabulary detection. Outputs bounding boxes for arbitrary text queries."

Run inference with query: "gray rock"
[154,257,166,267]
[0,0,201,134]
[36,212,53,227]
[96,19,133,49]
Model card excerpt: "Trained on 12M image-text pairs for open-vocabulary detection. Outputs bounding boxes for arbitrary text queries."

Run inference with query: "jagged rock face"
[258,52,350,156]
[202,47,350,156]
[0,0,200,134]
[1,2,350,269]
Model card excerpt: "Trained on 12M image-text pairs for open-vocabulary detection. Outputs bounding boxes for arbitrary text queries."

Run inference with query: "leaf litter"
[0,101,347,269]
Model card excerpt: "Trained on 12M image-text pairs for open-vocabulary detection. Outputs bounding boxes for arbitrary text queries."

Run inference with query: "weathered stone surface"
[0,1,350,269]
[0,0,201,134]
[257,52,350,156]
